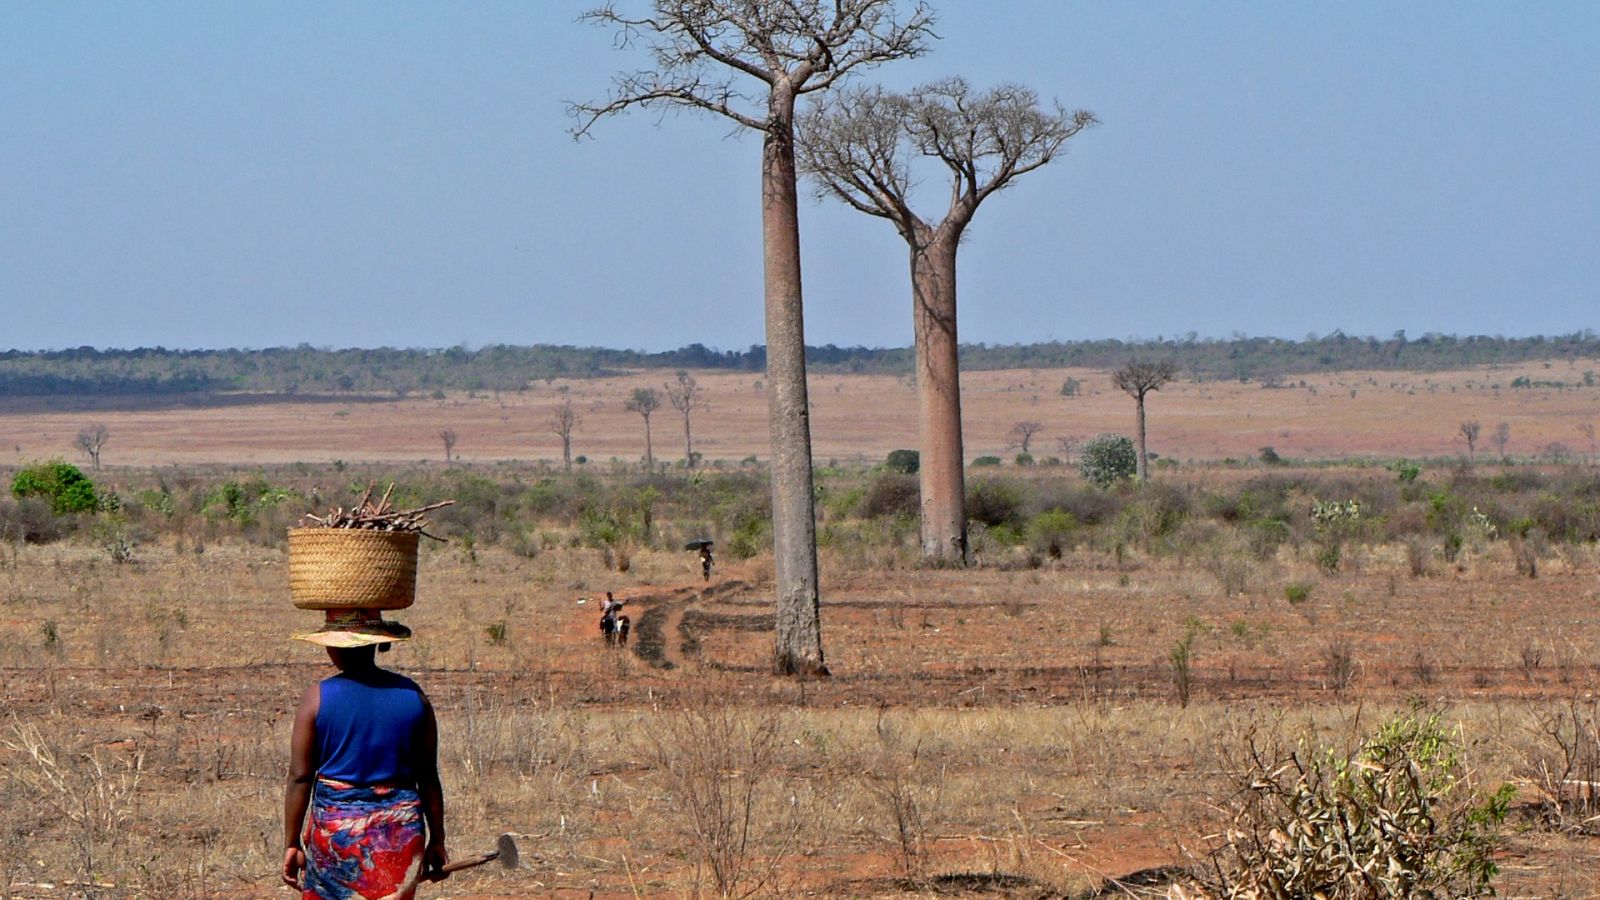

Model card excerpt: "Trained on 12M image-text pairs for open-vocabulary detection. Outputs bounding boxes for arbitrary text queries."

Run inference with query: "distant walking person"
[699,544,714,581]
[599,592,630,646]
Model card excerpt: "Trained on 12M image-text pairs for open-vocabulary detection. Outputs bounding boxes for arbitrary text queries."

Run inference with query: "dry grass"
[4,360,1600,468]
[4,529,1600,896]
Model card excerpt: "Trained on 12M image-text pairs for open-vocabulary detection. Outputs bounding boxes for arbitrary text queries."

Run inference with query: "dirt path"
[631,577,754,669]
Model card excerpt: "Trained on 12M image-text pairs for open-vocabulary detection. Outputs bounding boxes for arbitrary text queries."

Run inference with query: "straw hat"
[294,608,413,648]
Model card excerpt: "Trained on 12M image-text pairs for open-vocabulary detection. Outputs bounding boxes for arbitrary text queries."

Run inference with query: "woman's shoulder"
[377,668,426,694]
[324,669,424,693]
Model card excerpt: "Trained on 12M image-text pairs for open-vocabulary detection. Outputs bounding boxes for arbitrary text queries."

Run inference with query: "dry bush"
[1322,638,1360,695]
[1203,541,1253,597]
[646,695,801,898]
[1403,536,1433,577]
[1509,531,1543,578]
[1,719,144,891]
[859,712,944,883]
[1520,698,1600,832]
[1181,709,1512,899]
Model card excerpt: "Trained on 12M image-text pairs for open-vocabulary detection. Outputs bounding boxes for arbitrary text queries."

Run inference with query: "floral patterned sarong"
[302,777,425,900]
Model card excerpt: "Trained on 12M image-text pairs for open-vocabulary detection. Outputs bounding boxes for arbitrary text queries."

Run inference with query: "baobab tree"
[797,77,1094,562]
[665,370,706,467]
[625,388,661,469]
[1111,360,1177,482]
[75,424,109,470]
[548,400,581,473]
[1459,420,1480,461]
[1008,421,1044,456]
[439,429,458,464]
[1493,422,1511,461]
[575,0,934,676]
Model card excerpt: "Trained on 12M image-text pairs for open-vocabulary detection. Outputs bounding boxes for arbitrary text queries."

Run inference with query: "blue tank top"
[315,670,427,785]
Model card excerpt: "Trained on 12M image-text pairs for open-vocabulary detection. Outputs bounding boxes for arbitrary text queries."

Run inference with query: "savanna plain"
[6,361,1600,898]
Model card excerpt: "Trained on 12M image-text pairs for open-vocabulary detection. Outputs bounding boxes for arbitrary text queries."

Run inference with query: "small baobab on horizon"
[76,423,109,470]
[1111,360,1177,482]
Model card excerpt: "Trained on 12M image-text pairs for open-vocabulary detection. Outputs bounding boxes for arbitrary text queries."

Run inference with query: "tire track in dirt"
[632,578,752,669]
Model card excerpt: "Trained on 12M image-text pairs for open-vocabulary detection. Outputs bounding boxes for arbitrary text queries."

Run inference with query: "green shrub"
[971,455,1002,468]
[1078,434,1136,488]
[1192,708,1511,898]
[726,514,770,560]
[11,460,98,514]
[1013,452,1034,467]
[1284,581,1313,604]
[884,449,920,474]
[1026,510,1078,559]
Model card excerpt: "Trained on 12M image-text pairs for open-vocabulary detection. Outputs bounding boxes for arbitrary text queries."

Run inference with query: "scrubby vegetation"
[4,455,1599,584]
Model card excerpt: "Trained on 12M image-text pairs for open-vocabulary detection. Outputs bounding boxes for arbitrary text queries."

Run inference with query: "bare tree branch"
[799,76,1095,240]
[571,1,934,138]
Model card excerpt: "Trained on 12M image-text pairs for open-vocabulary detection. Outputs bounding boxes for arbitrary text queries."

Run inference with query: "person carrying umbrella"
[685,538,715,581]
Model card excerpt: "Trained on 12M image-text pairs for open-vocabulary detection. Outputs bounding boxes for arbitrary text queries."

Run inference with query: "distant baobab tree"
[574,0,934,677]
[798,76,1094,563]
[1493,422,1511,461]
[1459,420,1480,461]
[548,400,581,473]
[75,424,109,470]
[439,429,458,464]
[1112,360,1177,482]
[1008,421,1044,456]
[625,387,661,470]
[665,370,706,467]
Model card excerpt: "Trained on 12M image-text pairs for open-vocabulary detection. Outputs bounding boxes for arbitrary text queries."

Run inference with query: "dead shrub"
[1322,638,1359,695]
[647,696,799,898]
[1,720,144,888]
[1403,536,1432,577]
[1520,698,1600,832]
[858,472,920,519]
[860,712,943,883]
[1509,532,1541,578]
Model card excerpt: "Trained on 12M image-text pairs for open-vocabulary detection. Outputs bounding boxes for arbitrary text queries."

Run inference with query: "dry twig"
[302,481,453,540]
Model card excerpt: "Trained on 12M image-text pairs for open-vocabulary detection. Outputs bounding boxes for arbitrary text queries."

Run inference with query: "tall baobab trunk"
[911,230,966,563]
[1134,395,1149,482]
[763,97,827,676]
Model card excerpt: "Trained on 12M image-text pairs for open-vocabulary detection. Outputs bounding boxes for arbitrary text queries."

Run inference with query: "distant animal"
[599,592,630,646]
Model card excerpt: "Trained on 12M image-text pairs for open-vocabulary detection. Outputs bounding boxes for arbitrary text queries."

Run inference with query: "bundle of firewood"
[302,482,453,540]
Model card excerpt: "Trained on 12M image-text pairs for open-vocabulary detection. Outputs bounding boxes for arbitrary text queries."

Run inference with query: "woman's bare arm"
[281,683,319,887]
[416,695,448,877]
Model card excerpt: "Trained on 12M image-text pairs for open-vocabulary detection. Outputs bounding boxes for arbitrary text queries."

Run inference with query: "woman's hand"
[281,846,306,888]
[423,841,449,881]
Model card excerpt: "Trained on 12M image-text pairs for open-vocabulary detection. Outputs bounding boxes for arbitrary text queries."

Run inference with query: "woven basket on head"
[288,528,420,610]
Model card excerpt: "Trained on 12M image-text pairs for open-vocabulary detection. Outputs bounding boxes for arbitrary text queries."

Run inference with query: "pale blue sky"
[3,2,1596,353]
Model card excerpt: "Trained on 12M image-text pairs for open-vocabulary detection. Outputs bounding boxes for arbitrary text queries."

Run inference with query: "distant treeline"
[2,331,1597,398]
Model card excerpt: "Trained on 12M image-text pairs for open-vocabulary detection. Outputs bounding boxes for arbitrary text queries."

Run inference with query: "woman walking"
[282,610,447,898]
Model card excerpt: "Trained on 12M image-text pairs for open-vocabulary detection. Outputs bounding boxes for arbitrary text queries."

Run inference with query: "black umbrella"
[683,538,714,551]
